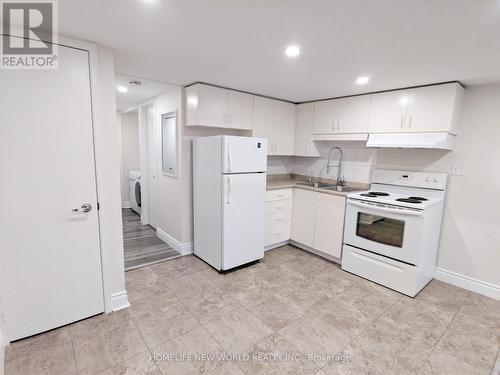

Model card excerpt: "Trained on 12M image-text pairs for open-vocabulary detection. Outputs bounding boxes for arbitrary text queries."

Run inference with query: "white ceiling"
[60,0,500,102]
[115,74,176,110]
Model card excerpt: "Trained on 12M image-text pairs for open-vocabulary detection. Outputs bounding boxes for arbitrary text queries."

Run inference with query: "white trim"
[111,291,130,311]
[157,228,194,255]
[434,267,500,300]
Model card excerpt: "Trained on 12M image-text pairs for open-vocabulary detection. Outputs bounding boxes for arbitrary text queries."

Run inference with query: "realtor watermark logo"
[1,0,58,69]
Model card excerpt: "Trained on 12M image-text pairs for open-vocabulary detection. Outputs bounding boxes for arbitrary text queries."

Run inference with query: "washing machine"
[129,170,142,215]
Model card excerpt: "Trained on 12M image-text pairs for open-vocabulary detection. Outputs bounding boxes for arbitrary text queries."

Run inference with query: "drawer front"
[266,199,293,214]
[266,188,293,202]
[266,210,292,226]
[341,244,418,297]
[265,222,291,246]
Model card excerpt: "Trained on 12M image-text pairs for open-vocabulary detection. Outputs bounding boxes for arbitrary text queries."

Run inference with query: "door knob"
[72,204,92,213]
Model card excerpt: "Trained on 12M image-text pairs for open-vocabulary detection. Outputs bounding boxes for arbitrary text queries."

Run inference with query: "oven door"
[344,199,424,265]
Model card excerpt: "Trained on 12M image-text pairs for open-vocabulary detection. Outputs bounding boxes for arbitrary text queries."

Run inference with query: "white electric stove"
[341,169,448,297]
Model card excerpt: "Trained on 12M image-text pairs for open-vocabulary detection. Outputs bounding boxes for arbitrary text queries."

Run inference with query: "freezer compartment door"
[222,136,267,173]
[222,173,266,270]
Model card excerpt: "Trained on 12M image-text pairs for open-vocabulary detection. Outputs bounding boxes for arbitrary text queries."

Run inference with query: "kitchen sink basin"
[322,185,361,193]
[296,181,336,188]
[296,182,361,193]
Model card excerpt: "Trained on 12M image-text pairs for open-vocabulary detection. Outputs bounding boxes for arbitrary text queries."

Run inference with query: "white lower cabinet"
[290,188,316,248]
[265,189,292,247]
[313,192,346,258]
[291,189,346,259]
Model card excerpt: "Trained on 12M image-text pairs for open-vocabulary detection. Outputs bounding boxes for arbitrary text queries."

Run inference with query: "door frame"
[138,101,158,227]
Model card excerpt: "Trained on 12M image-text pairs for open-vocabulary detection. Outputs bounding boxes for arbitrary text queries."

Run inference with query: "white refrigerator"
[193,135,267,271]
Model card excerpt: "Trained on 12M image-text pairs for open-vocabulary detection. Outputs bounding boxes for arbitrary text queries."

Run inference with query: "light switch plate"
[451,164,466,176]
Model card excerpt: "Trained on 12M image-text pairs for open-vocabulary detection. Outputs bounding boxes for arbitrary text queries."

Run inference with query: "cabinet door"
[313,193,346,258]
[291,189,315,247]
[337,95,371,134]
[368,91,409,133]
[273,100,295,155]
[192,84,228,128]
[253,96,275,154]
[312,100,341,134]
[406,83,461,133]
[294,103,319,156]
[227,90,254,130]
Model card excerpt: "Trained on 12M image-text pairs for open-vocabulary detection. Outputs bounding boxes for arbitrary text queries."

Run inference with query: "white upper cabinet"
[253,96,275,147]
[368,83,463,134]
[405,83,463,134]
[367,90,409,133]
[186,83,253,130]
[253,96,295,155]
[274,100,296,155]
[294,103,319,157]
[312,95,371,134]
[227,90,254,130]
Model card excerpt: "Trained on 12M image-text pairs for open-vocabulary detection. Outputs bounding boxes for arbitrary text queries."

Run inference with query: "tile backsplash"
[268,141,377,183]
[267,141,455,184]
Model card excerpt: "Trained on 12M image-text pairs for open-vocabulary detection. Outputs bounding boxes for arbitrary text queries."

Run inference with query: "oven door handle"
[348,200,424,217]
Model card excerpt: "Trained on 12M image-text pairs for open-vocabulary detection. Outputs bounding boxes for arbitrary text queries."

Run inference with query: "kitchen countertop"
[266,177,367,197]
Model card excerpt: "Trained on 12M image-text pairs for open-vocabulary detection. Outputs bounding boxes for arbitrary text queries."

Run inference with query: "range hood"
[366,132,455,150]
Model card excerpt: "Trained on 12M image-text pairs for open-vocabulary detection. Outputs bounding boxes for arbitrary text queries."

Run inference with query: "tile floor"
[5,245,500,375]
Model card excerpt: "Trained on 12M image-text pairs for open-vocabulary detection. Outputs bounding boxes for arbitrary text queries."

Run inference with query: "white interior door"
[0,45,104,340]
[222,173,266,270]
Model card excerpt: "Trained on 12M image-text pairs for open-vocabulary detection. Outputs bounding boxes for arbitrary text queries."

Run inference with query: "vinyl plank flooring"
[122,209,179,270]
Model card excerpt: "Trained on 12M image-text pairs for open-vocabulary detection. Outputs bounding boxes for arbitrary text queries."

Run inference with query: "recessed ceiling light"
[285,45,301,58]
[356,76,370,85]
[117,86,128,93]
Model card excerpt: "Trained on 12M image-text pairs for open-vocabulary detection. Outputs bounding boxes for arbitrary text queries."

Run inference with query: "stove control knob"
[433,178,439,183]
[425,177,431,182]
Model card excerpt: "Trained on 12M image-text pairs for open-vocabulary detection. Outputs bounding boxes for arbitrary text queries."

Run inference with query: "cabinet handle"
[337,120,340,130]
[408,115,412,128]
[400,116,404,128]
[332,120,335,131]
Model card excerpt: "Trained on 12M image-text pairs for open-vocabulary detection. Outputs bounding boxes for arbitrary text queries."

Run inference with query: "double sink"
[296,181,361,193]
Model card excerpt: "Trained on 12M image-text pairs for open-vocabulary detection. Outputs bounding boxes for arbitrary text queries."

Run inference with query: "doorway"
[116,75,181,270]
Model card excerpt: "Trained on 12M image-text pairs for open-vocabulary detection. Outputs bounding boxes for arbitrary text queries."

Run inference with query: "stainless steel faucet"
[326,146,345,187]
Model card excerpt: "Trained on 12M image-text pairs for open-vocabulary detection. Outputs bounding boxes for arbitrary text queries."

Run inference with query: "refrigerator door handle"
[227,176,232,204]
[228,143,233,172]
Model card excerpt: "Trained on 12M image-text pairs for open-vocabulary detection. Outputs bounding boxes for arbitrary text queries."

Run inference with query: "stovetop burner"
[361,193,377,197]
[409,196,428,201]
[396,198,423,204]
[368,191,390,196]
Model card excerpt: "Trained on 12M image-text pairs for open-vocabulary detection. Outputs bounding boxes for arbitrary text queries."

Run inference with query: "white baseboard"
[111,290,130,311]
[434,267,500,300]
[265,240,289,251]
[122,201,132,209]
[156,228,194,256]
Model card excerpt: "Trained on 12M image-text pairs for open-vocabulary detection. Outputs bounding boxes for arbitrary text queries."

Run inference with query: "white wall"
[269,84,500,290]
[119,111,140,207]
[152,88,187,245]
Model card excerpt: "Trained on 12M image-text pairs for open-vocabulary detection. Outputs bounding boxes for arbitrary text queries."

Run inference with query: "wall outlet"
[451,164,466,176]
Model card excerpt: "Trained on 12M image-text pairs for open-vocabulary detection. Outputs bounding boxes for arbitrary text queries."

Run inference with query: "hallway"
[122,209,180,270]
